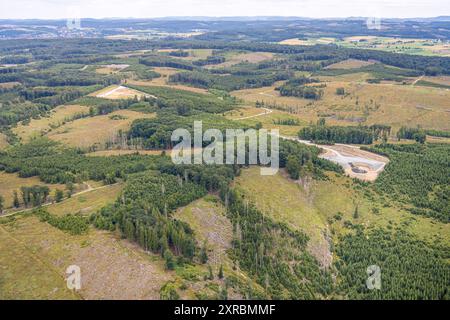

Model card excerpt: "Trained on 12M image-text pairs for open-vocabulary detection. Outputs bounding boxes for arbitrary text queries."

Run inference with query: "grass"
[46,183,123,217]
[234,166,331,266]
[46,110,155,149]
[232,75,450,132]
[325,59,376,69]
[279,36,450,57]
[126,67,209,94]
[0,222,78,299]
[86,149,164,156]
[13,104,90,142]
[0,214,172,299]
[174,196,232,268]
[206,51,274,69]
[0,133,9,150]
[173,195,261,299]
[0,172,65,209]
[234,167,450,258]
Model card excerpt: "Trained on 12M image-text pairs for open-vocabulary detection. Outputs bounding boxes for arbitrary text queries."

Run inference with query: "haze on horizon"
[0,0,449,20]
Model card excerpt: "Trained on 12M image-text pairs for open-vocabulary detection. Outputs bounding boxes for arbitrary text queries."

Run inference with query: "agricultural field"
[236,167,450,249]
[279,36,450,57]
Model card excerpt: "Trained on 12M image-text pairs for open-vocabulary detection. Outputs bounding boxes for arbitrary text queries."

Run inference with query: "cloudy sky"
[0,0,448,19]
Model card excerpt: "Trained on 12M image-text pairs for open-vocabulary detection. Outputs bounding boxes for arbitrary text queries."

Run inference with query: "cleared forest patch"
[13,104,90,142]
[0,215,172,300]
[46,110,155,149]
[232,77,450,131]
[127,67,210,94]
[174,196,232,268]
[46,183,123,217]
[325,59,376,69]
[0,172,65,209]
[234,167,332,268]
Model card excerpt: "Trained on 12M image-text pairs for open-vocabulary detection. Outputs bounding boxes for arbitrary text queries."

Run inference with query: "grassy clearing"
[46,183,123,217]
[13,105,90,142]
[86,149,164,156]
[232,77,450,132]
[207,51,274,69]
[173,195,260,299]
[46,110,155,149]
[174,196,232,268]
[0,133,9,150]
[234,167,450,262]
[0,215,172,299]
[0,223,77,299]
[234,167,331,267]
[325,59,376,69]
[126,67,210,94]
[0,172,65,208]
[95,64,130,75]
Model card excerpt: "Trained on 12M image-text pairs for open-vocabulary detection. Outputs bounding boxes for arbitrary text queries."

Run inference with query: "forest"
[365,143,450,222]
[0,25,448,301]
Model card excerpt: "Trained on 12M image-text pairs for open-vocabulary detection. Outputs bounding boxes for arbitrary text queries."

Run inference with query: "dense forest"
[335,228,449,299]
[364,143,450,222]
[299,124,375,144]
[0,138,166,184]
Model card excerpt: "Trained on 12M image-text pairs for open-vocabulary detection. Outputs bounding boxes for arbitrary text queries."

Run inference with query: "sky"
[0,0,449,20]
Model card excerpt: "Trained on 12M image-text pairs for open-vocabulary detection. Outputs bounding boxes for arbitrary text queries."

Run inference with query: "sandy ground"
[91,85,155,100]
[279,134,389,181]
[318,144,389,181]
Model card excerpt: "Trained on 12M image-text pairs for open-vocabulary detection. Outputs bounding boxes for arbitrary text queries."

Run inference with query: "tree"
[286,155,301,180]
[0,195,4,214]
[336,87,345,95]
[200,242,208,264]
[164,249,176,270]
[353,205,359,219]
[13,190,20,208]
[66,182,75,198]
[218,264,224,279]
[55,189,64,203]
[208,265,214,280]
